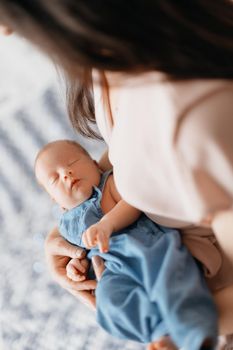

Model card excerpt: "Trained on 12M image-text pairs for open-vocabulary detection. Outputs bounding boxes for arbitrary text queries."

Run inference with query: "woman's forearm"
[214,284,233,335]
[212,209,233,267]
[211,210,233,335]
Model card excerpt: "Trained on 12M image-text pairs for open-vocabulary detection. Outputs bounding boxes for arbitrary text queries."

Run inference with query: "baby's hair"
[34,139,91,173]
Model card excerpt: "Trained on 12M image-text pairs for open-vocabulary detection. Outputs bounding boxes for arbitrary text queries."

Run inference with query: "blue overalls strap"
[98,170,113,192]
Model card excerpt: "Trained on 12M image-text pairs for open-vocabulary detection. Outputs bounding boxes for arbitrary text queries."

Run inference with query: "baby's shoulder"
[101,174,121,214]
[105,174,121,202]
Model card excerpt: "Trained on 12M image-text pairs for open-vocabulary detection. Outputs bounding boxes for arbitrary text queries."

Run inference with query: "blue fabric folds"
[59,173,217,349]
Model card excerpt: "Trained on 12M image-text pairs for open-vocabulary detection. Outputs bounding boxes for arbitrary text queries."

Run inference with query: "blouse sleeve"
[176,86,233,222]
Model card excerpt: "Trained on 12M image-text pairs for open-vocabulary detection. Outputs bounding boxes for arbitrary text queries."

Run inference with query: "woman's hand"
[45,226,97,309]
[92,255,106,281]
[66,257,89,282]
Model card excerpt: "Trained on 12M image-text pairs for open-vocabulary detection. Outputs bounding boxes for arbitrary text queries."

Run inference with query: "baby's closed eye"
[68,158,80,166]
[50,175,59,185]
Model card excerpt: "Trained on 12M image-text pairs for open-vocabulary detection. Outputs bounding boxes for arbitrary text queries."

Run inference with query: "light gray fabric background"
[0,35,143,350]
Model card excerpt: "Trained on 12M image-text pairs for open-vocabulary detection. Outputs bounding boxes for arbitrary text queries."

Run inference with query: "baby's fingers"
[54,268,97,291]
[67,268,86,282]
[67,258,86,273]
[97,231,109,253]
[83,226,98,248]
[92,256,105,281]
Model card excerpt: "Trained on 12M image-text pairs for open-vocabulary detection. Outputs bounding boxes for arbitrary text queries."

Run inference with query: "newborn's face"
[35,142,101,210]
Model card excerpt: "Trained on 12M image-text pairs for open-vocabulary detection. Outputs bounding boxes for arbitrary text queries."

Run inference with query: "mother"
[0,0,233,344]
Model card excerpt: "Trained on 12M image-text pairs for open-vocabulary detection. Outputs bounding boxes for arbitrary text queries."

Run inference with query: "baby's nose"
[63,169,72,179]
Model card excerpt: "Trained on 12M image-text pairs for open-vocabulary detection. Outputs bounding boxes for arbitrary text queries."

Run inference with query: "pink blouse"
[94,73,233,290]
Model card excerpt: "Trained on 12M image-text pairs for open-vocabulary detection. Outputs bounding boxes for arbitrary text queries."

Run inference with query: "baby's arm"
[82,175,141,253]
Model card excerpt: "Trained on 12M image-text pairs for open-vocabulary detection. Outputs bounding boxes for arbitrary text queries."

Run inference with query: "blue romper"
[59,172,217,350]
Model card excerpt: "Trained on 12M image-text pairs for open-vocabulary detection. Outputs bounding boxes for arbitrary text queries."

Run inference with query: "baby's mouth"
[71,179,79,189]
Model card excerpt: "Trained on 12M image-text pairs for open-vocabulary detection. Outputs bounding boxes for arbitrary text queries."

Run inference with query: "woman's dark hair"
[0,0,233,137]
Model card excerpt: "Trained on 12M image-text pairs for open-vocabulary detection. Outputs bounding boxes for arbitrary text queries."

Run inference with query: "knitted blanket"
[0,35,143,350]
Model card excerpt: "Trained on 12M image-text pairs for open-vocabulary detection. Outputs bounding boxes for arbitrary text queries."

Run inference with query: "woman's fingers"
[68,289,96,311]
[45,228,86,259]
[55,267,97,291]
[47,253,96,290]
[92,256,105,281]
[52,237,85,258]
[61,275,97,292]
[44,227,97,310]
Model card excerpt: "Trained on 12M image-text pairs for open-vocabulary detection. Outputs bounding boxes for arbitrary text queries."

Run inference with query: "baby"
[35,139,218,350]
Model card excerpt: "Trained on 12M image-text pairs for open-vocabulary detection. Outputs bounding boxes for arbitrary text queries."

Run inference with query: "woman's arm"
[214,283,233,335]
[211,210,233,335]
[212,209,233,267]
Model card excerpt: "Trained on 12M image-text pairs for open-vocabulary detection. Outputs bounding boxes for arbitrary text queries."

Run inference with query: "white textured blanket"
[0,35,143,350]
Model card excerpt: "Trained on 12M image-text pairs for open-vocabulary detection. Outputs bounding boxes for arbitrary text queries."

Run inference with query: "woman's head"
[0,0,232,79]
[1,1,233,138]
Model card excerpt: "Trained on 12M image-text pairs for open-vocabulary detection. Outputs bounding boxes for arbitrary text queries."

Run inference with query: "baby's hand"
[82,221,113,253]
[66,258,89,282]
